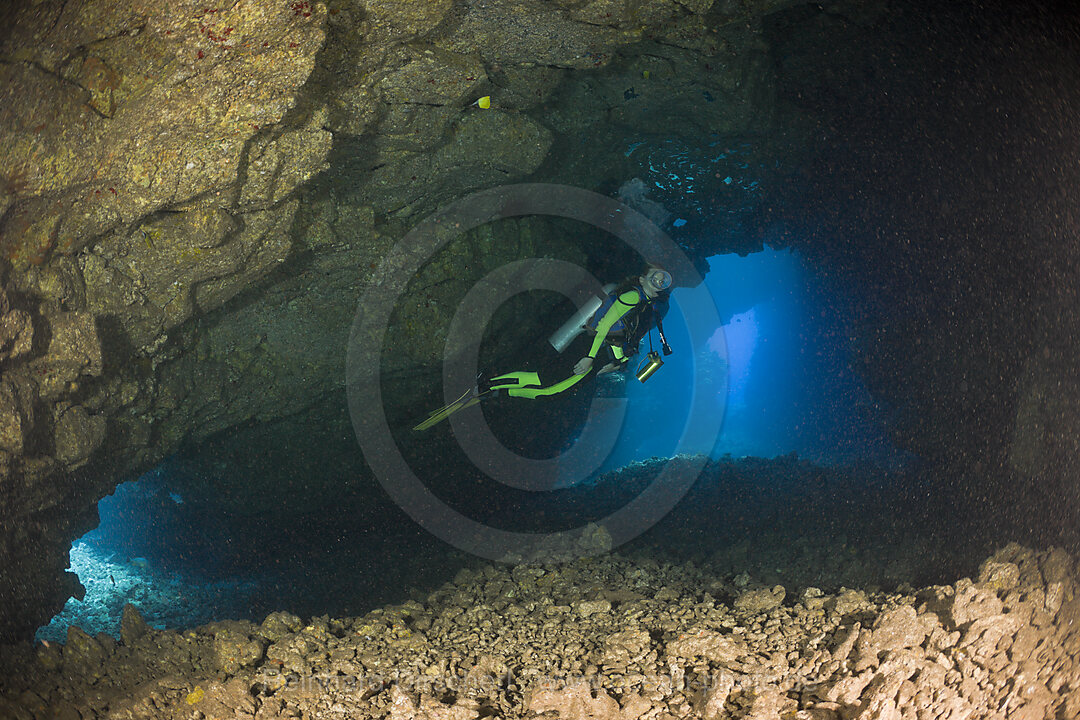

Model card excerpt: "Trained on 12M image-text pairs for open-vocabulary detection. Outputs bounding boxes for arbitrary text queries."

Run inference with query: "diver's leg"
[504,370,590,398]
[487,334,595,399]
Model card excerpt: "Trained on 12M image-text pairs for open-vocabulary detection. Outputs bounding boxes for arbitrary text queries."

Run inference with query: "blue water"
[35,468,262,643]
[582,247,909,475]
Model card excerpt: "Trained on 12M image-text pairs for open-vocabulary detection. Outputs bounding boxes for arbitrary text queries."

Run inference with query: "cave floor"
[3,539,1078,719]
[5,458,1079,718]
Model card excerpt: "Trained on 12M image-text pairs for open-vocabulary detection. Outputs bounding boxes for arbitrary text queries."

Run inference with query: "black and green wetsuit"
[412,282,669,430]
[488,285,666,399]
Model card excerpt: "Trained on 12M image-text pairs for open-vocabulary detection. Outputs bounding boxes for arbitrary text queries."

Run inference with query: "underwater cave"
[2,0,1080,717]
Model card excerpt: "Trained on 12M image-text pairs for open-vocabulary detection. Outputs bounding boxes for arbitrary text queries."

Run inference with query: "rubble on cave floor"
[2,542,1079,720]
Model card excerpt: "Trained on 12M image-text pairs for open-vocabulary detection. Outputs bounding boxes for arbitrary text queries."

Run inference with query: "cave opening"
[35,450,471,644]
[35,240,917,643]
[583,246,910,476]
[34,463,263,643]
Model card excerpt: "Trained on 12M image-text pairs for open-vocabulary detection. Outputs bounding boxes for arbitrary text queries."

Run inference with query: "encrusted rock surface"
[1,543,1078,719]
[0,0,332,642]
[0,0,328,268]
[0,0,772,643]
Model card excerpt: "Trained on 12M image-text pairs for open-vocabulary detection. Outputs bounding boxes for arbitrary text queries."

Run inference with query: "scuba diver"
[414,265,674,430]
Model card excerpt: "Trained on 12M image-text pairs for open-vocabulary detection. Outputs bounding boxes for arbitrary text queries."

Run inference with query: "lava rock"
[120,603,151,647]
[733,584,786,614]
[212,625,266,675]
[259,611,303,642]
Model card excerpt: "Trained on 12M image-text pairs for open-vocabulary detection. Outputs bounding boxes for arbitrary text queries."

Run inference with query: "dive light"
[635,351,664,382]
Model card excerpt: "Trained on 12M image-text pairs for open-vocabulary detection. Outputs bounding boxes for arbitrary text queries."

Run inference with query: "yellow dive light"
[635,351,664,382]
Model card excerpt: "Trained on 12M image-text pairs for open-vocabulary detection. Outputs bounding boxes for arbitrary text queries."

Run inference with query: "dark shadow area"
[39,449,1018,642]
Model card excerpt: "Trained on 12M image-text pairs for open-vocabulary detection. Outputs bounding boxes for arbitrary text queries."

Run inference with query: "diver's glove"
[573,356,594,375]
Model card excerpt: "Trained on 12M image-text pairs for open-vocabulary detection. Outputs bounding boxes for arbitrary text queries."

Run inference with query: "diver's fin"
[413,388,487,431]
[488,370,541,389]
[413,387,472,431]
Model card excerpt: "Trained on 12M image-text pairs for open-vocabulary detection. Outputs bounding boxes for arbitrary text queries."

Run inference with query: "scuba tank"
[551,278,675,381]
[548,283,616,352]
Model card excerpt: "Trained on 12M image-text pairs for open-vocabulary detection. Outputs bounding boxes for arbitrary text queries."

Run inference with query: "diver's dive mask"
[645,268,672,294]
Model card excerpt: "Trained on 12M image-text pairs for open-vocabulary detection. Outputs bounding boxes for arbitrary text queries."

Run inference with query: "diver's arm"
[575,290,640,373]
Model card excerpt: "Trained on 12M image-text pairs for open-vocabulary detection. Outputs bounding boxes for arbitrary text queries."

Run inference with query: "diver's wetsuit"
[488,286,666,399]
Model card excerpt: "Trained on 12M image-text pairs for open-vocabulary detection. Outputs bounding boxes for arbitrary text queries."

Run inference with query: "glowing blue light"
[711,308,758,402]
[673,218,687,228]
[37,465,261,642]
[573,247,908,475]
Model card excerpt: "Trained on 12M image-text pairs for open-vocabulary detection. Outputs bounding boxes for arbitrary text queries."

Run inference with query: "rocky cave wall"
[0,0,333,641]
[1,0,1078,644]
[0,0,809,642]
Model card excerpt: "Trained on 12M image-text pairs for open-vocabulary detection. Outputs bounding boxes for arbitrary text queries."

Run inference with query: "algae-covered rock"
[440,0,625,68]
[379,46,487,107]
[0,303,33,362]
[733,584,786,614]
[259,611,303,642]
[977,559,1021,591]
[63,626,107,680]
[190,201,299,314]
[575,598,612,618]
[266,633,325,675]
[435,110,553,177]
[358,0,455,42]
[0,374,35,455]
[0,0,328,269]
[358,109,553,218]
[120,603,151,647]
[213,626,266,675]
[51,403,106,468]
[27,311,102,401]
[82,198,300,350]
[238,109,333,210]
[487,64,565,111]
[34,638,63,672]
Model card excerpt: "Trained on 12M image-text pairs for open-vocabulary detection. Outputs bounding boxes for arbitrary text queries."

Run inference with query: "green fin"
[489,371,541,389]
[413,388,486,431]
